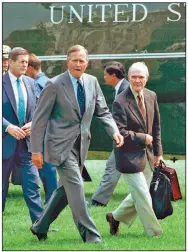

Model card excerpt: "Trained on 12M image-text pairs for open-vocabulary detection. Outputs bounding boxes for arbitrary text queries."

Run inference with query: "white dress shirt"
[8,70,27,119]
[8,70,28,128]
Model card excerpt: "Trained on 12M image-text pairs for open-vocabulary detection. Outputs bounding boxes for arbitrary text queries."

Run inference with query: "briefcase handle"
[159,160,167,168]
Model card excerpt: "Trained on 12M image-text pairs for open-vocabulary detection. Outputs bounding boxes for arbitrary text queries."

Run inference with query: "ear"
[66,60,69,68]
[112,73,116,79]
[8,59,12,66]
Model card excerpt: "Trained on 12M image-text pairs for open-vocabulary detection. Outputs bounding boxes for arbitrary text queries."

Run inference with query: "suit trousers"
[2,139,44,223]
[38,161,57,204]
[112,159,163,237]
[32,150,101,243]
[92,150,121,205]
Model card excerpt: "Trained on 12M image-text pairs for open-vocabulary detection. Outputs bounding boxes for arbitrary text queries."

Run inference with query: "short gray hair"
[67,45,88,60]
[128,62,149,77]
[9,47,29,61]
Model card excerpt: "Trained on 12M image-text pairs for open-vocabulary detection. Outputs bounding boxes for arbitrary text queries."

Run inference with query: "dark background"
[3,2,186,154]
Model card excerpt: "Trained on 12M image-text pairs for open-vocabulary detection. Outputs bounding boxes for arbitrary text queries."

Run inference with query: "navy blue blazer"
[2,72,36,159]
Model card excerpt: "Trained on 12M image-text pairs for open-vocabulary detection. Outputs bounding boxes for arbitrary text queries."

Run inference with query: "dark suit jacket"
[2,72,36,159]
[112,87,163,173]
[117,79,129,96]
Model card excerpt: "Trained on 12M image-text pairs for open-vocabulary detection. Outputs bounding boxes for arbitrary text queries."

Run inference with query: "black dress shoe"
[87,199,106,207]
[106,213,120,235]
[30,226,47,241]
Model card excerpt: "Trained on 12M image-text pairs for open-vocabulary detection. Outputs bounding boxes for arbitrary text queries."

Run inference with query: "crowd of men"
[2,44,163,243]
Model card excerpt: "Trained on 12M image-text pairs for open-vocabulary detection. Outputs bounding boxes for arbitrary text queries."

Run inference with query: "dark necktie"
[113,89,116,100]
[137,94,146,120]
[16,78,25,126]
[77,80,85,116]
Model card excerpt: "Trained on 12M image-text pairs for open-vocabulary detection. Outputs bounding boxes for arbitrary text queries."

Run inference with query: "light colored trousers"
[113,160,163,237]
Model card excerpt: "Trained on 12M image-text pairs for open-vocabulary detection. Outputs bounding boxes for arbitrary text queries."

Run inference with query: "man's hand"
[145,134,153,145]
[7,124,26,140]
[32,153,44,169]
[21,122,32,136]
[154,155,163,167]
[113,132,124,148]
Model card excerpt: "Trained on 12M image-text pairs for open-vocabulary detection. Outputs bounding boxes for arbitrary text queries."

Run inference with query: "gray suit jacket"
[31,71,119,166]
[113,86,163,173]
[117,79,129,96]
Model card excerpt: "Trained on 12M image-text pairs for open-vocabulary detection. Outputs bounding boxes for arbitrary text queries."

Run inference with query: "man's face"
[128,69,148,93]
[104,71,116,87]
[9,54,29,77]
[67,49,88,79]
[3,57,9,72]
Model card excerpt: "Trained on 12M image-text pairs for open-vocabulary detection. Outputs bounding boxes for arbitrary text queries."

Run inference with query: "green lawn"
[3,159,186,251]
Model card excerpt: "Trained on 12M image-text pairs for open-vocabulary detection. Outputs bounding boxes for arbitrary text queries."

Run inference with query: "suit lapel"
[127,88,146,131]
[61,72,81,117]
[82,73,92,114]
[23,76,32,120]
[3,73,18,118]
[143,89,152,133]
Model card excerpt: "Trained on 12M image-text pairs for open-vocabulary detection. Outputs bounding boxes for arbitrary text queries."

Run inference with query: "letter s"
[167,3,181,22]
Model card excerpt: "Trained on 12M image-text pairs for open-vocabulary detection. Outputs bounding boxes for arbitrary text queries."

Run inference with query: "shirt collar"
[8,70,23,83]
[130,84,144,100]
[68,70,83,85]
[35,72,45,81]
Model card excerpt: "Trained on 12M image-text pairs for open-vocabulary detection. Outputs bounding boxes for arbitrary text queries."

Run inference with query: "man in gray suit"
[89,61,129,207]
[106,62,163,237]
[29,45,124,243]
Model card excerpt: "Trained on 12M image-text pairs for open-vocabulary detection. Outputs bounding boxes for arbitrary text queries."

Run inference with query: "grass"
[3,159,186,251]
[87,151,186,160]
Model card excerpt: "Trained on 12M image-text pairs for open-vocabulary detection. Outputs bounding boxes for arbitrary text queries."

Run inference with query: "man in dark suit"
[106,62,163,237]
[2,47,44,223]
[30,45,124,243]
[89,61,129,207]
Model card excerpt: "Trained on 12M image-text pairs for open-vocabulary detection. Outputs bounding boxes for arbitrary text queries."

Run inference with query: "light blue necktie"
[16,78,25,126]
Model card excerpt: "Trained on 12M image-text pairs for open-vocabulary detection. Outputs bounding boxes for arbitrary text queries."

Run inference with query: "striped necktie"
[16,78,25,126]
[137,94,146,120]
[77,80,85,116]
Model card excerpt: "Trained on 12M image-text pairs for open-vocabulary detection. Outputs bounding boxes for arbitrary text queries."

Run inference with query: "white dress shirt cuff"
[5,124,12,133]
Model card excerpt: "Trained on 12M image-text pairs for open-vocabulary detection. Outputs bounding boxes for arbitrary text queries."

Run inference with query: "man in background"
[2,47,44,223]
[3,45,11,74]
[89,61,129,207]
[3,44,24,186]
[26,53,58,204]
